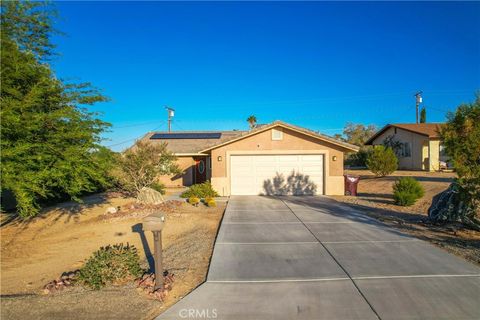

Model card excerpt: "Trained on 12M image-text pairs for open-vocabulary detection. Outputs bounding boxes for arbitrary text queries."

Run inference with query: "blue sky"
[51,1,480,151]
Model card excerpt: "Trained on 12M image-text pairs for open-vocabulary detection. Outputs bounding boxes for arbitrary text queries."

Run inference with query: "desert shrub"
[188,197,200,206]
[78,243,143,290]
[206,199,217,207]
[345,147,371,167]
[180,182,219,198]
[150,182,166,195]
[439,95,480,228]
[112,141,180,198]
[366,145,398,177]
[393,177,425,206]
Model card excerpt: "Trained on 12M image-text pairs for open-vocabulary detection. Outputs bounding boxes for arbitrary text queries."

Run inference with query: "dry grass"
[1,193,225,319]
[332,170,480,265]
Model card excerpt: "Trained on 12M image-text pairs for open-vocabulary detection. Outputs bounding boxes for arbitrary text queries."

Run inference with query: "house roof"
[136,121,359,154]
[200,120,360,153]
[138,130,246,154]
[365,123,445,145]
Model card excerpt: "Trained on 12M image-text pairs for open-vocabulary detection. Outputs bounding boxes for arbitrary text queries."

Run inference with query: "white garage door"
[230,154,324,195]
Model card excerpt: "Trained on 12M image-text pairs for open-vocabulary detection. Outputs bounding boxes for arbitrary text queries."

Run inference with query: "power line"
[183,90,473,109]
[106,121,166,148]
[113,120,164,129]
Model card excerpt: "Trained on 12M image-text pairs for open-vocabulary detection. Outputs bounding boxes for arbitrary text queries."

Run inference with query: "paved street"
[158,196,480,320]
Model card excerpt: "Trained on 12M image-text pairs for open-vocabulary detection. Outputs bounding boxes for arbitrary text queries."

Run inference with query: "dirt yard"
[1,193,225,319]
[332,170,480,265]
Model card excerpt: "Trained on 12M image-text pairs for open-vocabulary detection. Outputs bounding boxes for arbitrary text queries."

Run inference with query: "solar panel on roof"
[150,132,222,140]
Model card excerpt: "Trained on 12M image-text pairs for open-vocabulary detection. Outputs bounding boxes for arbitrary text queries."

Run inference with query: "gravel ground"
[1,194,225,319]
[332,170,480,265]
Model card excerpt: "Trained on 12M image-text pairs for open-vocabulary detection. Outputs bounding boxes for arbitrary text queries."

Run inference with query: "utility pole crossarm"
[414,91,423,124]
[165,106,175,132]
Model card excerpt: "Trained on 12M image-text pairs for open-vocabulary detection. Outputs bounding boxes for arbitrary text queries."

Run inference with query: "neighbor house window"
[400,142,411,157]
[272,128,283,140]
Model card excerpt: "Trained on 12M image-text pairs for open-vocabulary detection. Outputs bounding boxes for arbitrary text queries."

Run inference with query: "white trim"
[174,153,209,156]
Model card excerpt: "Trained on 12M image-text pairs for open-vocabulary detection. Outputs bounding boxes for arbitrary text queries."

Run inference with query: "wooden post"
[153,231,164,291]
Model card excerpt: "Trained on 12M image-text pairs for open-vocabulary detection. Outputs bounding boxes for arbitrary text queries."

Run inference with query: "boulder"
[428,182,475,223]
[137,187,164,205]
[105,206,117,214]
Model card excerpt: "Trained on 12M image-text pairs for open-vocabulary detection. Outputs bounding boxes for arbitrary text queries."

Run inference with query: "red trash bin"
[344,174,360,196]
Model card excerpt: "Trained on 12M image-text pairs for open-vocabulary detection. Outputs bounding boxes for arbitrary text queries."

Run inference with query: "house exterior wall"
[429,139,441,172]
[209,127,346,196]
[369,127,430,170]
[157,156,195,187]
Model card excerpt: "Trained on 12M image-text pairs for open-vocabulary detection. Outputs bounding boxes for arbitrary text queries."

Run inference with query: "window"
[272,128,283,140]
[399,142,411,157]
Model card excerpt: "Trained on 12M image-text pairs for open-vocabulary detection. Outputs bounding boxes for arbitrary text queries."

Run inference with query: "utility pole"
[414,91,423,124]
[165,106,175,132]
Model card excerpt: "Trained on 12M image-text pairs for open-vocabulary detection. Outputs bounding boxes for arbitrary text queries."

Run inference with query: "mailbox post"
[142,212,165,291]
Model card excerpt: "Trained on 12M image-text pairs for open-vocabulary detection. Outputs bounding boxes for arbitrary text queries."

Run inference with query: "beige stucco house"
[139,121,359,196]
[365,123,448,171]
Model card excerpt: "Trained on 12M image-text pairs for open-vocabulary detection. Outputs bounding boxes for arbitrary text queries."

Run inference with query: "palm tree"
[247,115,257,129]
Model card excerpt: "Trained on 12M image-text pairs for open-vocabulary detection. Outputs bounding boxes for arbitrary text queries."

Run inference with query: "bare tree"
[343,122,377,146]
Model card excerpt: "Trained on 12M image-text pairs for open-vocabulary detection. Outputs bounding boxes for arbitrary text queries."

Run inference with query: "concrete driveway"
[158,196,480,320]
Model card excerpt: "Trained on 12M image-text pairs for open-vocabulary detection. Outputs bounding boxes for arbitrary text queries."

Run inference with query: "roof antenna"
[165,106,175,132]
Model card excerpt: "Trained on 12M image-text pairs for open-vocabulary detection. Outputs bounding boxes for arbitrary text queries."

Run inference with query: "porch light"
[217,156,222,162]
[332,156,337,161]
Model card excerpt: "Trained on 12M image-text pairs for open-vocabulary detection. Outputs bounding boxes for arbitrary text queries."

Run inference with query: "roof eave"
[200,121,360,153]
[364,124,434,146]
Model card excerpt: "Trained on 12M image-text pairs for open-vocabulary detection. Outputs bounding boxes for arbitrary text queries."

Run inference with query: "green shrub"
[393,177,425,206]
[188,196,200,206]
[78,243,143,290]
[180,182,219,198]
[345,147,371,167]
[150,182,166,195]
[366,145,398,177]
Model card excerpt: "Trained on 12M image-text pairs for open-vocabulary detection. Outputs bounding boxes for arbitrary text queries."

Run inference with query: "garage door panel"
[301,155,323,162]
[231,155,324,195]
[277,155,300,162]
[278,167,300,173]
[302,167,323,174]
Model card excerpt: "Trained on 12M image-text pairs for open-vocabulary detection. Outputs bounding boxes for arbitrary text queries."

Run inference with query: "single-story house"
[138,121,359,196]
[364,123,448,171]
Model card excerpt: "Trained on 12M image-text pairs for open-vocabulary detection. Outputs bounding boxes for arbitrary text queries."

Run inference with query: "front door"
[194,157,207,184]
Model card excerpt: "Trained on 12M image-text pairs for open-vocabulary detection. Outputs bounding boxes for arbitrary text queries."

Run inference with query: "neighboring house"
[138,121,359,196]
[365,123,448,171]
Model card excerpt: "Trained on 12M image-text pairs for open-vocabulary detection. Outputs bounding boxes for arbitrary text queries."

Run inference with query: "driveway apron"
[158,196,480,320]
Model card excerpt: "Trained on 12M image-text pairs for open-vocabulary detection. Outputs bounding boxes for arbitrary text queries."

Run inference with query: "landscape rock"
[105,206,118,214]
[42,271,79,294]
[137,187,164,205]
[428,182,475,223]
[136,271,175,301]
